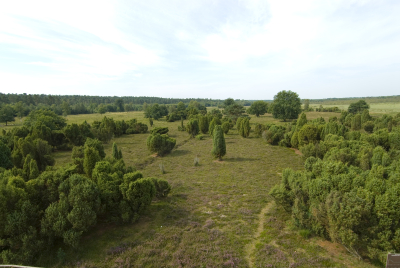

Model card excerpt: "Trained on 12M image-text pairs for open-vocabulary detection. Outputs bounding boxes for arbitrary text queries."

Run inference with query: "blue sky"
[1,0,400,100]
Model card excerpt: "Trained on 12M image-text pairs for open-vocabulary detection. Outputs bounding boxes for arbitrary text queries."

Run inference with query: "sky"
[1,0,400,100]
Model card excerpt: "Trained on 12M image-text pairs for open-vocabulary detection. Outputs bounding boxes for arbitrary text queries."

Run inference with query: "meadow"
[38,110,379,267]
[309,102,400,115]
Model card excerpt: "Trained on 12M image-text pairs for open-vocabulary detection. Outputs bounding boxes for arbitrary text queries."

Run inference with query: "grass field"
[36,111,379,267]
[309,102,400,115]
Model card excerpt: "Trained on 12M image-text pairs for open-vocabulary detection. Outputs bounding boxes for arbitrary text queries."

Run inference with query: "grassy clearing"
[43,111,381,267]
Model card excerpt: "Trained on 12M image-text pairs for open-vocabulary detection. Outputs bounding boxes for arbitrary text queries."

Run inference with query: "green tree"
[146,133,176,156]
[186,119,199,138]
[296,113,308,130]
[351,114,362,131]
[271,90,301,121]
[211,125,226,160]
[199,115,209,134]
[61,101,71,116]
[0,105,15,126]
[115,98,124,112]
[83,146,101,178]
[223,99,245,121]
[112,142,121,160]
[348,100,369,114]
[247,101,268,117]
[222,122,230,134]
[303,99,310,111]
[29,159,39,180]
[0,139,13,169]
[209,118,219,136]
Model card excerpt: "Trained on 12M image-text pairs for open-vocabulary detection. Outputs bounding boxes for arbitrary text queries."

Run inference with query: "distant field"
[310,102,400,115]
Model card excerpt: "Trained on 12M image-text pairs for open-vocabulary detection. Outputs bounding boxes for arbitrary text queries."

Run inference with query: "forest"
[1,91,400,267]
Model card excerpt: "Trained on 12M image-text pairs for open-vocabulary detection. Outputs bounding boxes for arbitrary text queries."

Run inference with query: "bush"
[146,133,176,156]
[150,127,169,135]
[149,178,171,198]
[254,123,265,137]
[195,134,204,140]
[222,122,230,134]
[186,119,200,138]
[363,121,375,133]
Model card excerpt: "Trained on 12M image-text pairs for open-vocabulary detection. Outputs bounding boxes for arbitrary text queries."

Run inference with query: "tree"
[211,125,226,160]
[348,100,369,114]
[0,139,13,169]
[247,101,268,117]
[271,90,301,121]
[146,133,176,156]
[0,105,15,126]
[186,119,199,138]
[115,99,124,112]
[112,142,121,160]
[61,101,71,116]
[199,115,209,134]
[223,101,245,121]
[303,99,310,111]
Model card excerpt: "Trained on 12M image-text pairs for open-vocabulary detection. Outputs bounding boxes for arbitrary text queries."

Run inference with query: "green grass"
[41,111,380,267]
[310,103,400,115]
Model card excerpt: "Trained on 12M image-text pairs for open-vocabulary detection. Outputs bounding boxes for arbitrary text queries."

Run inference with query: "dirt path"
[244,201,274,268]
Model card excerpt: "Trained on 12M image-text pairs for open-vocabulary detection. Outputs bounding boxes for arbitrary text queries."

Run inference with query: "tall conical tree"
[112,142,119,159]
[211,125,226,161]
[199,115,209,134]
[186,119,199,138]
[29,159,40,180]
[22,154,33,181]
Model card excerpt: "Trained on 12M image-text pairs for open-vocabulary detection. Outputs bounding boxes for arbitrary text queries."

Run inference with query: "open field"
[37,112,379,267]
[309,102,400,115]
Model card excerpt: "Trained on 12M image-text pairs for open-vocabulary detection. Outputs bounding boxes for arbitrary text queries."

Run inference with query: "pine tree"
[84,147,101,178]
[211,125,226,160]
[186,119,199,138]
[22,154,32,181]
[199,115,209,134]
[112,142,119,159]
[29,159,39,180]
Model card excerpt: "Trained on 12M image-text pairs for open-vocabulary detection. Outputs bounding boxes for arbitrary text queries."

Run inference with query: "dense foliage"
[0,109,170,265]
[271,90,302,121]
[265,108,400,262]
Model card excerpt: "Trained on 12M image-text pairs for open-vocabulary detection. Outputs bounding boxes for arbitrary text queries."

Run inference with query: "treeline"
[0,93,257,123]
[261,105,400,262]
[0,109,171,265]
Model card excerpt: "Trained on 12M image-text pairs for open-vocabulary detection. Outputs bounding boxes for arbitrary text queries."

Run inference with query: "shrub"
[146,133,176,156]
[195,134,204,140]
[254,123,265,137]
[149,178,171,198]
[186,119,200,138]
[222,122,230,134]
[211,125,226,160]
[199,115,209,134]
[363,121,375,133]
[150,127,169,135]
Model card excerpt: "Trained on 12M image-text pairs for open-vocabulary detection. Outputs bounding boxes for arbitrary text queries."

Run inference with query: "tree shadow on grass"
[223,157,257,162]
[170,150,191,157]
